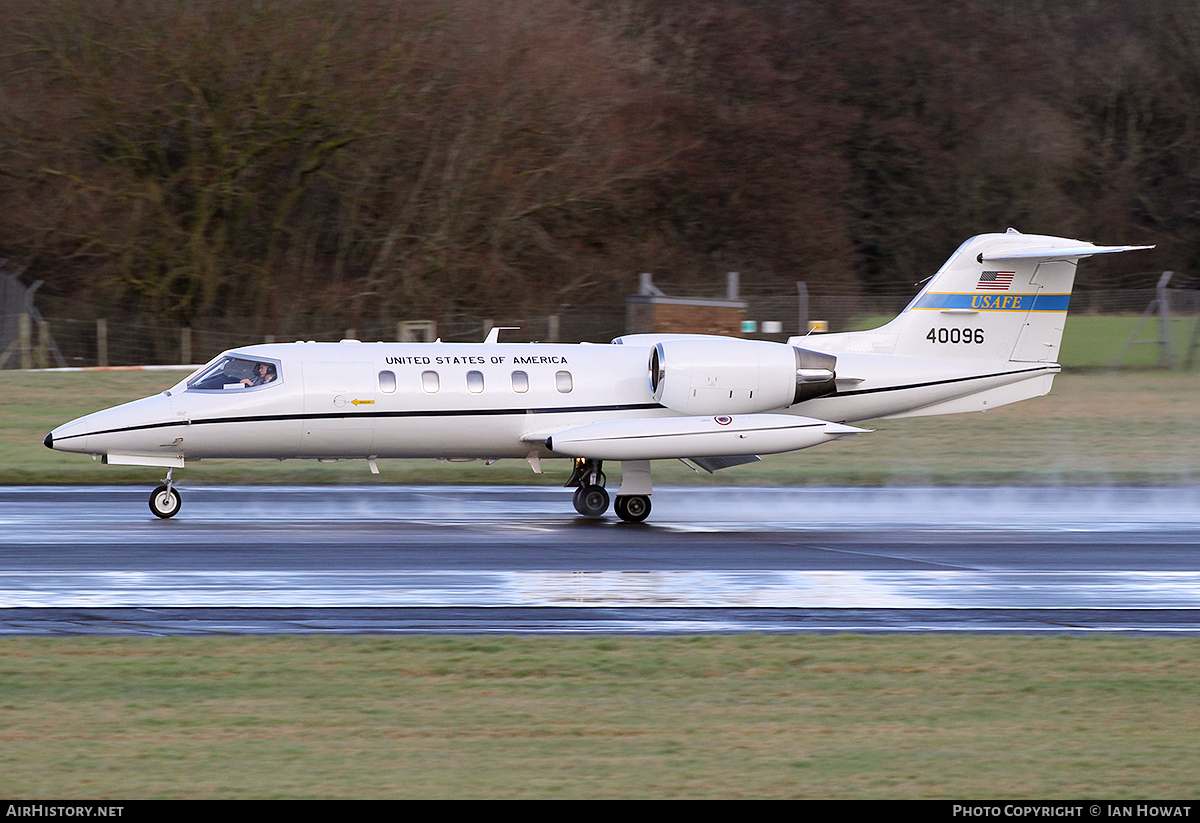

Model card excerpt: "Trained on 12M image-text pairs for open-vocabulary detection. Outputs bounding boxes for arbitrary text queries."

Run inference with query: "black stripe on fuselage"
[53,402,668,442]
[829,365,1057,397]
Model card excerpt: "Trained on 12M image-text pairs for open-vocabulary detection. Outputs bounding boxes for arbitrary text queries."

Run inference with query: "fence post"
[1156,273,1176,369]
[35,320,49,369]
[1112,272,1179,369]
[547,315,560,342]
[96,319,108,367]
[796,282,808,336]
[18,313,31,369]
[181,327,192,366]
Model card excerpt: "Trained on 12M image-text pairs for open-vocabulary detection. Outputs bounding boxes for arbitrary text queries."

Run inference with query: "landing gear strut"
[567,458,609,518]
[149,468,181,519]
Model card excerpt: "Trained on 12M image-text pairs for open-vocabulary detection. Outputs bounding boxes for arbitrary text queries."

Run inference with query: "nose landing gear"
[149,468,181,519]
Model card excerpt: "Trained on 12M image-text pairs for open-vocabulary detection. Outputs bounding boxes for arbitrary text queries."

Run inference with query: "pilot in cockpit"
[240,362,277,387]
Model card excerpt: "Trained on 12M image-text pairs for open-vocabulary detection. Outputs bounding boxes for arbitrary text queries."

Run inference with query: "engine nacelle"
[649,338,836,415]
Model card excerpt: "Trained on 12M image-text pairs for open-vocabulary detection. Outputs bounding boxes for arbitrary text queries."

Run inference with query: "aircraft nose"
[46,415,90,454]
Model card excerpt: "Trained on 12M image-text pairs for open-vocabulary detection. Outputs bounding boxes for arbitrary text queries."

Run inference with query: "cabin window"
[187,356,281,392]
[511,371,529,393]
[466,370,485,393]
[421,370,440,394]
[378,371,397,393]
[555,370,573,393]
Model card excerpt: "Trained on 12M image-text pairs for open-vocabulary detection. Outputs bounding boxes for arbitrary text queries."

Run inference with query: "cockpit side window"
[187,356,282,391]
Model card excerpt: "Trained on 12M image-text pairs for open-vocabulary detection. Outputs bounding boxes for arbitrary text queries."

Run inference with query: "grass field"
[6,362,1199,486]
[0,635,1198,799]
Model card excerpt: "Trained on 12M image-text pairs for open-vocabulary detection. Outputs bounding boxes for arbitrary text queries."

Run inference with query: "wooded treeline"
[1,0,1198,334]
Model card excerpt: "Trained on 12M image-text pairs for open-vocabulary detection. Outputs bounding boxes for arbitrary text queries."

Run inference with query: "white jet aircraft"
[46,230,1151,522]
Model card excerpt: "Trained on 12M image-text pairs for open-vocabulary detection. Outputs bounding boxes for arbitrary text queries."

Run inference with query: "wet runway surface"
[2,485,1198,634]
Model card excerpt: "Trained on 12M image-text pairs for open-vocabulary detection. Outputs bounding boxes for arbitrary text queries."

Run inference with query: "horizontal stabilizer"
[981,244,1153,261]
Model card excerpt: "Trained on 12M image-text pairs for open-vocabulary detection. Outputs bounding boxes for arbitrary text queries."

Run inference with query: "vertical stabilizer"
[844,231,1152,363]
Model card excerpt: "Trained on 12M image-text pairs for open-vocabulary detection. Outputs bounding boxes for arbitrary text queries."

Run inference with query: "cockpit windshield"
[187,356,281,391]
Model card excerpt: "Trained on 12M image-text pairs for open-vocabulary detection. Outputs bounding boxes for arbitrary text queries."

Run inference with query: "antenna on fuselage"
[483,326,520,344]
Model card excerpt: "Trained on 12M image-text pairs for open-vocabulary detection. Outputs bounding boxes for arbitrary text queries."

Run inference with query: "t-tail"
[786,229,1153,421]
[795,229,1153,365]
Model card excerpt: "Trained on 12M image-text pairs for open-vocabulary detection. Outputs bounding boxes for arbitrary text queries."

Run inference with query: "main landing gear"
[149,468,181,519]
[573,483,610,518]
[566,458,652,523]
[614,494,651,523]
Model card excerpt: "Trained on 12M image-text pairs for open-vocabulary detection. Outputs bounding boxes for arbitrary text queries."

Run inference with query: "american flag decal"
[977,270,1015,290]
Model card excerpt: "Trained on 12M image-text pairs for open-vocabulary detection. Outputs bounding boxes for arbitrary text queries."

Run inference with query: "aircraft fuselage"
[47,339,1056,464]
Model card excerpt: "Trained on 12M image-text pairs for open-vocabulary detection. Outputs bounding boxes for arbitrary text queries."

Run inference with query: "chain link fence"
[4,287,1199,368]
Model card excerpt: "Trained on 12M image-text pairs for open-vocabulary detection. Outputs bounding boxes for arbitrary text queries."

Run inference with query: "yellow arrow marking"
[351,399,375,406]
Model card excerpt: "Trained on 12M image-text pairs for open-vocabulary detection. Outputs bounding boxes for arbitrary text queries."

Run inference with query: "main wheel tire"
[149,485,181,519]
[572,484,610,518]
[615,495,651,523]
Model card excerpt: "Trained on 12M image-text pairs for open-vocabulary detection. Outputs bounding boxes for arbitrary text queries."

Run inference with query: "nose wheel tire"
[149,485,181,519]
[614,494,651,523]
[572,484,610,518]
